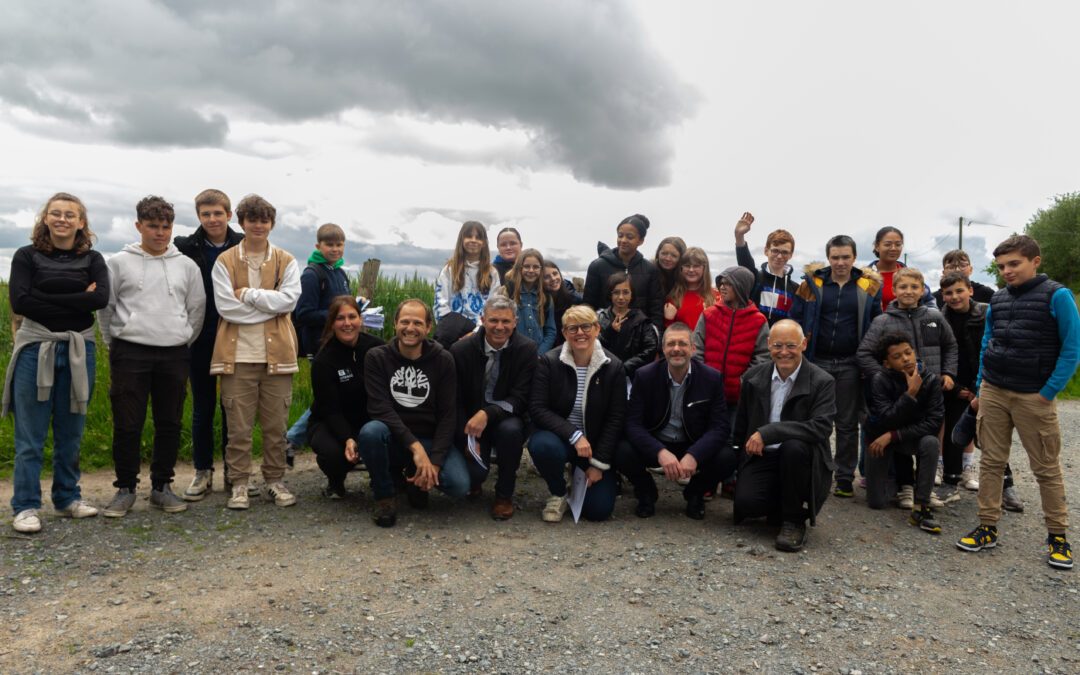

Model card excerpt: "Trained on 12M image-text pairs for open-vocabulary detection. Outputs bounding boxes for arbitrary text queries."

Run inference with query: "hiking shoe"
[960,465,979,491]
[405,483,429,510]
[102,489,136,518]
[957,524,998,552]
[227,484,250,510]
[492,496,514,521]
[775,521,808,552]
[542,495,568,523]
[56,499,98,519]
[1047,534,1073,570]
[936,484,962,505]
[149,485,188,513]
[184,469,213,501]
[834,479,854,498]
[265,482,297,507]
[13,509,41,534]
[896,485,914,510]
[373,498,397,528]
[934,462,943,486]
[1002,486,1024,513]
[909,506,941,534]
[322,481,346,500]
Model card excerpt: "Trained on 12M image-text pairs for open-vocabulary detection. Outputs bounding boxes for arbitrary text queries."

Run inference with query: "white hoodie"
[99,243,206,347]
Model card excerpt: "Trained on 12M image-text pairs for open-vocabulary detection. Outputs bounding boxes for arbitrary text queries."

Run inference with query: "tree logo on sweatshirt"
[390,365,430,408]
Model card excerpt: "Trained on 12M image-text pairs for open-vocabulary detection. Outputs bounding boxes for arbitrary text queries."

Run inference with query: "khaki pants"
[977,382,1068,533]
[220,363,293,485]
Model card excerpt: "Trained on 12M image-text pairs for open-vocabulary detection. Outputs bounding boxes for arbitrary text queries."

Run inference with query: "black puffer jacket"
[583,245,664,331]
[865,366,944,442]
[597,307,658,378]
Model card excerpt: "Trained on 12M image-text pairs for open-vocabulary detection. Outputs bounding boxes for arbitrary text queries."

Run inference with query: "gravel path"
[3,401,1080,674]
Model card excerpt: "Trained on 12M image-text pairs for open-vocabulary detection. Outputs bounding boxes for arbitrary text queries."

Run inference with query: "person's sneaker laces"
[909,506,941,534]
[13,509,42,533]
[834,479,854,498]
[957,524,998,552]
[149,485,188,513]
[183,469,213,502]
[960,465,979,491]
[265,482,297,507]
[1047,534,1073,570]
[102,489,136,518]
[896,485,914,510]
[55,499,98,519]
[542,495,568,523]
[1002,486,1025,513]
[936,484,962,505]
[227,484,250,510]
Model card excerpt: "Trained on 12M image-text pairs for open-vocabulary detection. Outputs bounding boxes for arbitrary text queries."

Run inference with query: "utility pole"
[958,216,963,250]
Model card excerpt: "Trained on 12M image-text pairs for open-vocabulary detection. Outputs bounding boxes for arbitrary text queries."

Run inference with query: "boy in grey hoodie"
[99,196,205,517]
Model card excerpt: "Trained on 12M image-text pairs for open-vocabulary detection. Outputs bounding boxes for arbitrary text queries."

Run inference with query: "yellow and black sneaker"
[909,506,941,534]
[957,524,998,552]
[1047,534,1073,570]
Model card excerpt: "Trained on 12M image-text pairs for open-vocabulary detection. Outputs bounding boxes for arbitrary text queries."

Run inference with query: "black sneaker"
[957,524,998,552]
[834,479,854,498]
[909,506,941,534]
[373,498,397,528]
[684,494,705,520]
[322,481,346,500]
[635,498,656,519]
[405,483,429,510]
[775,521,808,552]
[1047,534,1073,570]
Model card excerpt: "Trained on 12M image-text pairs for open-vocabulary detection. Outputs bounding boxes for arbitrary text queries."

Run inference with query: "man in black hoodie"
[450,296,537,520]
[174,189,245,501]
[734,211,800,326]
[360,299,469,526]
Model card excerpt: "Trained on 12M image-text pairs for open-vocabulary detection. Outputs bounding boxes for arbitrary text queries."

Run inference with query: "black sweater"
[866,367,944,442]
[9,245,109,332]
[364,338,457,466]
[309,333,385,444]
[174,226,244,343]
[583,247,665,331]
[449,328,537,430]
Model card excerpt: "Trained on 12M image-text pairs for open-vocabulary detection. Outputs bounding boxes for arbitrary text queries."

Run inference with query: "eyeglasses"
[48,210,79,221]
[766,248,793,257]
[943,263,969,271]
[681,263,704,270]
[564,324,595,334]
[717,279,730,287]
[769,342,801,351]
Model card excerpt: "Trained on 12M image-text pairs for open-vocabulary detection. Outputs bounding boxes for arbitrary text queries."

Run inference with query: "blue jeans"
[527,429,617,521]
[356,421,470,500]
[286,407,311,447]
[11,342,96,513]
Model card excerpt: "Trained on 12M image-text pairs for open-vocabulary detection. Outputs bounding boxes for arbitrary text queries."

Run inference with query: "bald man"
[732,319,837,552]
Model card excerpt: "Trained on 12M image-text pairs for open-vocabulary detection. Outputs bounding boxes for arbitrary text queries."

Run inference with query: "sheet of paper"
[466,435,487,470]
[569,467,588,523]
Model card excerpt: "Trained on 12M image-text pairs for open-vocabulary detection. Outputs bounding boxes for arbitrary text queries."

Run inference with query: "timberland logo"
[390,366,430,408]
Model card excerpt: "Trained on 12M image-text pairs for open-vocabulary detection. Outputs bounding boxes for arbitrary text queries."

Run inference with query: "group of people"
[6,195,1078,571]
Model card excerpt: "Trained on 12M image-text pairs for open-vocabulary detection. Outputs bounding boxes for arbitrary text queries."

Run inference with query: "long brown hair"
[31,192,96,255]
[653,236,686,296]
[503,248,549,327]
[668,246,716,308]
[448,221,494,294]
[320,295,363,350]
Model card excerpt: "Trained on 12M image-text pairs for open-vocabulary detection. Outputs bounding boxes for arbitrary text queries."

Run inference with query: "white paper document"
[569,468,588,523]
[466,435,487,470]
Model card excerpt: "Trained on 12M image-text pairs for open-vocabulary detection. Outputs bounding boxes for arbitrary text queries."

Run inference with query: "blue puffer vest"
[982,275,1063,393]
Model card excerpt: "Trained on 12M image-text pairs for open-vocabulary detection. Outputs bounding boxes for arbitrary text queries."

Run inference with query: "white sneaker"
[227,484,250,510]
[13,509,42,533]
[934,462,943,486]
[896,485,914,510]
[265,482,297,507]
[55,500,98,519]
[542,495,568,523]
[929,492,945,509]
[960,465,979,491]
[184,469,213,501]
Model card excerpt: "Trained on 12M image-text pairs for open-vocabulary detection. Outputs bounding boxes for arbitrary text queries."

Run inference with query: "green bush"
[0,272,434,478]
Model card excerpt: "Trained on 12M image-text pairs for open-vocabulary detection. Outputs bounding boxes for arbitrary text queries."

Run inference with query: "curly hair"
[235,194,276,225]
[31,192,95,255]
[136,195,175,223]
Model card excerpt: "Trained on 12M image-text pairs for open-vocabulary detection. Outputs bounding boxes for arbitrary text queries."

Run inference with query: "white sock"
[962,453,975,470]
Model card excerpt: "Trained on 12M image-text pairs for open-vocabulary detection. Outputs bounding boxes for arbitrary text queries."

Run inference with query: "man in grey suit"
[732,319,837,552]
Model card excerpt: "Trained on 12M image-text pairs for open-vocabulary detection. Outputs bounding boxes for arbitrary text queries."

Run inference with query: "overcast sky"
[3,0,1078,286]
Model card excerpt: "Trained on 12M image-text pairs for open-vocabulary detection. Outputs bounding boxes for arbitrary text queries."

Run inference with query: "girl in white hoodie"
[434,221,501,326]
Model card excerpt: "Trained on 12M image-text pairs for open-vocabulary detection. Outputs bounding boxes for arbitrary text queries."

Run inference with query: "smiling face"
[662,328,694,370]
[136,218,173,256]
[884,341,918,375]
[44,199,86,248]
[317,238,345,264]
[894,277,922,309]
[519,254,542,286]
[333,306,362,346]
[482,307,517,349]
[460,225,486,261]
[680,259,704,288]
[497,231,522,263]
[768,321,807,377]
[616,223,642,258]
[656,243,681,271]
[563,319,599,354]
[197,202,232,244]
[239,216,273,247]
[610,280,632,312]
[941,280,973,313]
[395,302,431,349]
[995,251,1041,287]
[877,231,904,263]
[543,265,563,293]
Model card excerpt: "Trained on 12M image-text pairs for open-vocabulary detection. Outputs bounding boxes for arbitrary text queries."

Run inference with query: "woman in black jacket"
[596,272,658,380]
[307,296,385,500]
[582,214,665,331]
[528,305,626,522]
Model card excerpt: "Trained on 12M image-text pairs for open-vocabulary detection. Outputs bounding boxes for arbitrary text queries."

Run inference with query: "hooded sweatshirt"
[98,243,206,347]
[583,245,664,331]
[735,244,799,325]
[434,260,502,325]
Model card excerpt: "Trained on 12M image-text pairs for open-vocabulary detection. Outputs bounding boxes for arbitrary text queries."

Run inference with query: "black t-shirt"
[9,245,109,332]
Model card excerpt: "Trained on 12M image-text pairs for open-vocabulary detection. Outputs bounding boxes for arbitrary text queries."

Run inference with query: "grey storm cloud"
[0,0,698,189]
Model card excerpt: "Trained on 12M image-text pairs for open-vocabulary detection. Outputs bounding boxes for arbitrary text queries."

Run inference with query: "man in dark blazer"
[733,319,837,552]
[449,295,537,520]
[617,322,733,519]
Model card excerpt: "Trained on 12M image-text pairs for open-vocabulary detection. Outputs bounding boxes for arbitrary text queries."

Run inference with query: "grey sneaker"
[1002,485,1025,513]
[896,485,914,510]
[183,469,213,501]
[227,484,250,510]
[265,482,297,507]
[55,499,98,519]
[102,488,136,518]
[936,484,962,505]
[149,485,188,513]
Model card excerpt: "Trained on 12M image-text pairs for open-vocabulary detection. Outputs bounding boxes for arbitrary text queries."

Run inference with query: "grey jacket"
[856,302,958,381]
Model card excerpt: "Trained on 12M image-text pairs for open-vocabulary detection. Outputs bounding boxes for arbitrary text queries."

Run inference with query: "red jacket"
[701,302,767,403]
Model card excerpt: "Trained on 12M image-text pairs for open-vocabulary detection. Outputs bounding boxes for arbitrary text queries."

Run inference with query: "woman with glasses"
[597,272,659,379]
[663,247,716,330]
[733,211,800,325]
[528,305,626,523]
[4,193,109,533]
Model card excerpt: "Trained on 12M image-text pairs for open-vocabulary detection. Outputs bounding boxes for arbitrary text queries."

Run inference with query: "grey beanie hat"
[717,266,756,308]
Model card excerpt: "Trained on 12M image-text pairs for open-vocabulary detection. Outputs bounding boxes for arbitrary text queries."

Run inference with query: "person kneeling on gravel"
[864,333,944,534]
[616,322,733,520]
[732,320,837,553]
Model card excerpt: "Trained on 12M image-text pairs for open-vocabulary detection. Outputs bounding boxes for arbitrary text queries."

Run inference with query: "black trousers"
[733,439,813,525]
[189,332,229,473]
[457,416,526,498]
[309,421,357,488]
[110,340,190,490]
[615,438,737,502]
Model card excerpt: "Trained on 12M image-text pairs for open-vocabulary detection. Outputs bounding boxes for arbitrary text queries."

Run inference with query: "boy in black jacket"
[865,332,944,533]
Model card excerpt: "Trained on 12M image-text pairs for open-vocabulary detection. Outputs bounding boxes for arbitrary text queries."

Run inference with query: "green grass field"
[0,274,434,478]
